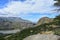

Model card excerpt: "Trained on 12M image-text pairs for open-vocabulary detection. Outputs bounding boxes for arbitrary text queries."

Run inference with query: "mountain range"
[0,17,36,30]
[0,17,54,30]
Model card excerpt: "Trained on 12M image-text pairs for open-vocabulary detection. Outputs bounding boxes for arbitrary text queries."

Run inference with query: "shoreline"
[0,29,20,34]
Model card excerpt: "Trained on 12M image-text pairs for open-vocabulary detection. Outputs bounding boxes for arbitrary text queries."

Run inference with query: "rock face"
[36,17,53,26]
[0,17,35,30]
[23,34,59,40]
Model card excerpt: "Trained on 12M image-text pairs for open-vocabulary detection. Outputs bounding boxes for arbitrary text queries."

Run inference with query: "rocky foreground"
[23,34,60,40]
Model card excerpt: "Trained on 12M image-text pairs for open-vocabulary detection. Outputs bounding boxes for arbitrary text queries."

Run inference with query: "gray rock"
[23,34,60,40]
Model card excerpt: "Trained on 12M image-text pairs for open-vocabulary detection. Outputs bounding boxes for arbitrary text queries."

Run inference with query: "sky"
[0,0,60,22]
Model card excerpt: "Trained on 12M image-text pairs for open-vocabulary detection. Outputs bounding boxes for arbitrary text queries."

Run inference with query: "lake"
[0,29,20,34]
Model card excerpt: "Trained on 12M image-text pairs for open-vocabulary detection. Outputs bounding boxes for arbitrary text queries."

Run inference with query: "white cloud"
[0,0,57,17]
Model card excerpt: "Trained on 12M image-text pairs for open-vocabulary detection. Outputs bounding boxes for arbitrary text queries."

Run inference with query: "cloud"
[0,0,57,17]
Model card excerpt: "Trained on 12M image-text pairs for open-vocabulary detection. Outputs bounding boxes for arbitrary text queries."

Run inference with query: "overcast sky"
[0,0,59,22]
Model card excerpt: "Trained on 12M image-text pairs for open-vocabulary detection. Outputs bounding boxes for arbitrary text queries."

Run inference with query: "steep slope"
[0,17,36,30]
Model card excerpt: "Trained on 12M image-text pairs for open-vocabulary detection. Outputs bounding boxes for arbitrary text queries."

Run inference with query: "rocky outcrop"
[36,17,53,26]
[23,34,60,40]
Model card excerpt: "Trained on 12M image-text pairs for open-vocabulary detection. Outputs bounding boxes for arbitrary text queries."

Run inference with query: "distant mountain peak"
[36,17,53,26]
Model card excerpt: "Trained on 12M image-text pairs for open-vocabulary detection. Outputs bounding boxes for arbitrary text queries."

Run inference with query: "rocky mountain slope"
[36,17,53,26]
[0,17,35,30]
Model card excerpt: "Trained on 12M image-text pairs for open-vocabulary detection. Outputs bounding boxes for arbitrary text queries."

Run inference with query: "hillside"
[36,17,53,26]
[0,15,60,40]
